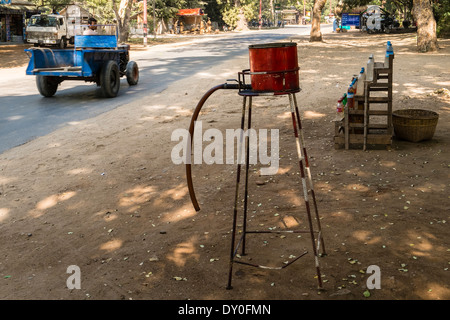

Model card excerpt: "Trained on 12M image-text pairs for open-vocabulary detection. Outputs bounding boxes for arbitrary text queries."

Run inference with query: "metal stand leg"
[227,96,248,290]
[291,94,326,256]
[241,96,252,256]
[289,93,324,289]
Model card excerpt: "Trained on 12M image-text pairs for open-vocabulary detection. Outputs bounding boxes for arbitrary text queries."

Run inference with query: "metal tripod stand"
[226,92,326,290]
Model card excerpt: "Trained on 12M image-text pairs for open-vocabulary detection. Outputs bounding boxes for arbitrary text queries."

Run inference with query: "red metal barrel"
[248,42,299,94]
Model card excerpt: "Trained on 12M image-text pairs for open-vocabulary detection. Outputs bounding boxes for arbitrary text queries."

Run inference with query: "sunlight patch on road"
[162,203,196,224]
[346,183,370,192]
[303,110,326,119]
[67,167,93,175]
[7,115,24,121]
[415,282,450,300]
[279,215,300,229]
[28,191,77,218]
[167,237,200,267]
[68,121,82,125]
[0,175,16,185]
[119,185,156,213]
[0,208,10,223]
[99,238,123,252]
[277,111,292,120]
[352,230,382,245]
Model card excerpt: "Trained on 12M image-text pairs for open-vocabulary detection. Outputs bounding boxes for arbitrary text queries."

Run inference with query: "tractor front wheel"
[126,61,139,86]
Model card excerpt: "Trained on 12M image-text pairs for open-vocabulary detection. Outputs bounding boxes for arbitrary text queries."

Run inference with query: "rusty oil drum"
[248,42,300,94]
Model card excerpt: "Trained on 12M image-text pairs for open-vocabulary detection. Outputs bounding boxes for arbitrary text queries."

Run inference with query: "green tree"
[82,0,137,41]
[84,0,115,22]
[434,0,450,37]
[219,0,256,30]
[151,0,183,33]
[205,0,227,25]
[29,0,72,12]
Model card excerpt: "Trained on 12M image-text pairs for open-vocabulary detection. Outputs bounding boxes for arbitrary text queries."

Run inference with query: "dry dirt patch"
[0,30,449,300]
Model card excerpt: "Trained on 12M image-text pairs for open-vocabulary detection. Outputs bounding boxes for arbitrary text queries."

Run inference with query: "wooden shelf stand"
[334,52,394,150]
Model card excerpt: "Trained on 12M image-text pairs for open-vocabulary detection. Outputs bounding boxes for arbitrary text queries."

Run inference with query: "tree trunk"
[235,10,249,31]
[112,0,134,42]
[234,0,249,31]
[158,19,168,34]
[413,0,438,52]
[310,0,327,41]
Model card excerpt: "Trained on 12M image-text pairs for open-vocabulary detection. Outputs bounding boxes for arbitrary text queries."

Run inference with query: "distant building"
[0,0,39,42]
[176,8,205,33]
[59,4,91,24]
[281,9,299,25]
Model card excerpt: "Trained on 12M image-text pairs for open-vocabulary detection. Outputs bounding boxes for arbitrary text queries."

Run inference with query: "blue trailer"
[25,29,139,98]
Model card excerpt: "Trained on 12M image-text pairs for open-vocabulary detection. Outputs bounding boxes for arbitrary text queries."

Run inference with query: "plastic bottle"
[352,75,358,95]
[347,80,356,110]
[386,41,394,55]
[356,67,365,96]
[337,96,344,113]
[385,41,394,66]
[366,54,374,82]
[342,92,347,107]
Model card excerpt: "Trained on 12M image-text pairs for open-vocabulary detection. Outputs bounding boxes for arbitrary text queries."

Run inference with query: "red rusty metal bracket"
[186,82,244,211]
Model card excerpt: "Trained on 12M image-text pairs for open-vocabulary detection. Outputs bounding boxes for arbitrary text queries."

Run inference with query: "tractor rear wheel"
[100,60,120,98]
[36,75,59,97]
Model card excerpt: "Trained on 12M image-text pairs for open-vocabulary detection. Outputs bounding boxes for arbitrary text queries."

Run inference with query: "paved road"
[0,24,328,154]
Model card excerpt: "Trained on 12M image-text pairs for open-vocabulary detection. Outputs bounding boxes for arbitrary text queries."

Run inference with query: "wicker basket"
[392,109,439,142]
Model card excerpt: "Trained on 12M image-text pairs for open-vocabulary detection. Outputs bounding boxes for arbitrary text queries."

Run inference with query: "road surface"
[0,24,328,154]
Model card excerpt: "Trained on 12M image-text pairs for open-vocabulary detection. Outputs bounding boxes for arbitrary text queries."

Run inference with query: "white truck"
[25,5,90,48]
[361,5,399,34]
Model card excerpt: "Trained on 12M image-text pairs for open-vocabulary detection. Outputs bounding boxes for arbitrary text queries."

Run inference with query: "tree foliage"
[218,0,257,28]
[29,0,72,12]
[84,0,115,22]
[434,0,450,37]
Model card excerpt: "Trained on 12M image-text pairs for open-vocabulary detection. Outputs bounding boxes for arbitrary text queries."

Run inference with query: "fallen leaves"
[398,263,409,273]
[173,276,187,281]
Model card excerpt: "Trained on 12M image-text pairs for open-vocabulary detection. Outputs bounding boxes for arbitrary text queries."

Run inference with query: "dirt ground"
[0,29,449,301]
